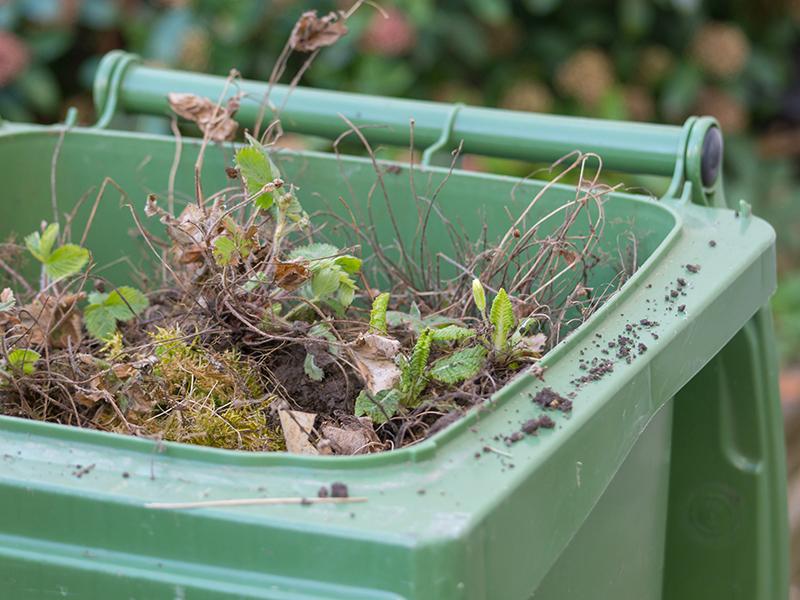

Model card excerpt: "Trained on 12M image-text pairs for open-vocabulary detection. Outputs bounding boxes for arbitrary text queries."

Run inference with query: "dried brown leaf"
[168,92,240,142]
[320,418,380,455]
[273,260,310,291]
[351,333,401,394]
[289,10,348,53]
[111,363,137,379]
[279,410,318,455]
[12,292,85,348]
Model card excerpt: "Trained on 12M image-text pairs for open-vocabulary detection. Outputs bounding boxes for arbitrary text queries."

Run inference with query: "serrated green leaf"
[303,352,325,382]
[311,267,340,298]
[84,304,117,340]
[430,324,476,343]
[104,286,148,321]
[7,348,41,375]
[401,328,432,405]
[369,292,390,334]
[354,388,401,425]
[44,244,89,280]
[472,278,486,314]
[429,345,487,384]
[490,288,515,350]
[235,145,273,196]
[87,291,108,305]
[212,235,237,266]
[288,243,340,262]
[25,222,59,262]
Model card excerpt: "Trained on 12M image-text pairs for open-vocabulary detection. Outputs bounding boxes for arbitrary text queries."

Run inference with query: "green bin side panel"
[663,306,789,600]
[533,403,673,599]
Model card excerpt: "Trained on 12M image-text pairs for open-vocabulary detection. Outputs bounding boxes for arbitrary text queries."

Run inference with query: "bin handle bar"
[92,52,724,204]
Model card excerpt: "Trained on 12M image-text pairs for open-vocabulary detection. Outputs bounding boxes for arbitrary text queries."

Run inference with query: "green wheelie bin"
[0,51,789,599]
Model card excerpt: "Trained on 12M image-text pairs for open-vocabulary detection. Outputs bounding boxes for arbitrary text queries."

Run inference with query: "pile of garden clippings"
[0,6,634,455]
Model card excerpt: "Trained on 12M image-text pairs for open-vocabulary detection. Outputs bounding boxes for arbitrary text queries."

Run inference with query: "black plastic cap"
[700,126,723,187]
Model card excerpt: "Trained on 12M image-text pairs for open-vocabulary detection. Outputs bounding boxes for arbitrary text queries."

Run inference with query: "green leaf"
[25,222,59,262]
[309,322,340,356]
[288,243,339,262]
[472,278,486,314]
[235,145,273,196]
[7,349,41,375]
[336,278,356,307]
[333,254,362,274]
[243,271,269,292]
[104,286,148,321]
[400,328,433,405]
[44,244,89,280]
[303,353,325,382]
[354,388,401,425]
[212,235,237,266]
[490,288,515,350]
[311,267,340,298]
[409,302,421,321]
[430,345,487,384]
[430,324,476,343]
[84,304,117,340]
[369,292,390,334]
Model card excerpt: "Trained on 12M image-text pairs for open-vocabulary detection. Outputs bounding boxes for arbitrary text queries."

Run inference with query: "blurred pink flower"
[361,8,416,57]
[0,32,30,87]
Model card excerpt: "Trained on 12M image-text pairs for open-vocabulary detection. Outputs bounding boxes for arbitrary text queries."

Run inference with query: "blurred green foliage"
[1,0,799,361]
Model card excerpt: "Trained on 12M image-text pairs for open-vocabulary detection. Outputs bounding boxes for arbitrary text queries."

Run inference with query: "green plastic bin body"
[0,54,789,599]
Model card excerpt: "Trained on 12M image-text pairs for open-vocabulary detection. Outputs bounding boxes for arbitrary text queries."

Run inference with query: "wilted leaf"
[212,235,237,266]
[274,260,310,291]
[352,333,401,394]
[289,10,348,53]
[44,244,89,280]
[7,348,40,375]
[429,345,488,384]
[168,92,240,142]
[279,410,318,455]
[0,288,15,312]
[15,293,84,348]
[320,418,380,455]
[512,332,547,356]
[111,363,138,379]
